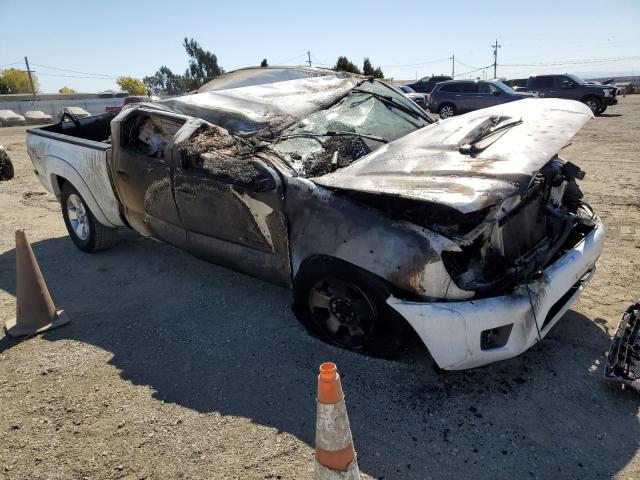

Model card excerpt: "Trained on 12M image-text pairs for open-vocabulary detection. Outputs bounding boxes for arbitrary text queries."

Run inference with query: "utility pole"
[450,54,455,78]
[24,56,36,99]
[491,39,500,79]
[307,51,312,67]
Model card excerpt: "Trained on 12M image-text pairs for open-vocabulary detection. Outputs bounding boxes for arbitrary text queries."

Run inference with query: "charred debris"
[605,302,640,392]
[177,124,373,183]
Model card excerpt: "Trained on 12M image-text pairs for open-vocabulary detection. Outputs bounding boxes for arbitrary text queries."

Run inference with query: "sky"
[1,0,639,93]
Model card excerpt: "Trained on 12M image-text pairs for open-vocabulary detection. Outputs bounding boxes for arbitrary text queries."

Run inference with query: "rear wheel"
[438,104,455,119]
[61,182,117,252]
[293,257,407,357]
[582,96,602,115]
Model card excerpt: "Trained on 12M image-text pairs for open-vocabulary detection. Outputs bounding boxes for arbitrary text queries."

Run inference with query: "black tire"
[293,256,407,357]
[60,182,117,252]
[582,96,603,115]
[0,148,14,181]
[597,104,608,115]
[438,103,456,119]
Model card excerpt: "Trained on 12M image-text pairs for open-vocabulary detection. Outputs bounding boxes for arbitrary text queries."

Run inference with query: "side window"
[534,76,553,89]
[480,83,499,94]
[122,113,184,160]
[440,83,461,93]
[461,82,479,94]
[553,76,570,88]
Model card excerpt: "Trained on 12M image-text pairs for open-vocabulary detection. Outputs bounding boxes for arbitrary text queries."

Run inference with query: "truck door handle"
[117,170,129,179]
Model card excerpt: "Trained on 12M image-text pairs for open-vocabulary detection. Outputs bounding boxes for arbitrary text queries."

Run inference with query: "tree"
[260,59,268,68]
[143,66,190,96]
[144,38,225,95]
[0,68,39,94]
[334,56,361,75]
[58,86,76,94]
[116,76,148,96]
[362,58,374,76]
[362,58,384,79]
[183,38,224,89]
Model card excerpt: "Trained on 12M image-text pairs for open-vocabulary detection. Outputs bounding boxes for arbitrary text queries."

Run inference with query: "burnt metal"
[605,303,640,392]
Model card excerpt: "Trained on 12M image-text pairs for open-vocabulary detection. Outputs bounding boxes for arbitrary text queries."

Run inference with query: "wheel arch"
[48,167,115,228]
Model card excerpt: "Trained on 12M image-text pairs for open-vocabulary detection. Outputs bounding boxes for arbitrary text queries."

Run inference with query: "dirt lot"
[0,97,639,480]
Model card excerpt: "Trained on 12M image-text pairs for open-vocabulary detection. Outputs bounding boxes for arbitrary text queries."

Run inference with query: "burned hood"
[159,73,361,135]
[314,98,593,213]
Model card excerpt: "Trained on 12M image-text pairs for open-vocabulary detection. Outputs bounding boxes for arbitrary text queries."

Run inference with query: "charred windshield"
[269,80,431,178]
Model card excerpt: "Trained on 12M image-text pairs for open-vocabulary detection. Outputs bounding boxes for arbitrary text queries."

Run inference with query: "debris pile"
[0,145,14,181]
[302,135,368,177]
[178,127,259,185]
[605,302,640,392]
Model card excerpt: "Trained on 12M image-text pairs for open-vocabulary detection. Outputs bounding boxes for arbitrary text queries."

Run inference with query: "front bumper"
[387,216,606,370]
[605,97,618,106]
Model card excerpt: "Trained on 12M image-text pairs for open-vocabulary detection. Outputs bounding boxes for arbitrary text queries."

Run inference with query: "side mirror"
[491,89,500,96]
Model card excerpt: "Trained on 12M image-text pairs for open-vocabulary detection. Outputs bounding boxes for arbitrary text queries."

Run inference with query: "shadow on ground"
[0,233,638,479]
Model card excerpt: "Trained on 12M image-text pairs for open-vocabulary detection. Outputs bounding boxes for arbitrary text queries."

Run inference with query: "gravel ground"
[0,97,638,480]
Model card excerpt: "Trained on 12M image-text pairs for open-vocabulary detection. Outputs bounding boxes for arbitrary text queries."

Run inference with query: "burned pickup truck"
[26,66,605,370]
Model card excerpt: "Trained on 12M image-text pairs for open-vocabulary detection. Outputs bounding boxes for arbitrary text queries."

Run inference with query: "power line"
[35,72,121,79]
[379,57,450,68]
[273,53,308,65]
[500,55,640,67]
[30,63,119,78]
[0,61,23,69]
[454,65,493,78]
[455,58,482,70]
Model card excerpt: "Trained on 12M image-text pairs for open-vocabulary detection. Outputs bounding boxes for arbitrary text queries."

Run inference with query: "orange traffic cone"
[315,362,361,480]
[4,230,70,337]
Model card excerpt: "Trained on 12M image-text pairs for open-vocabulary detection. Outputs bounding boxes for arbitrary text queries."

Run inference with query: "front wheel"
[293,257,407,357]
[582,96,602,115]
[61,182,117,252]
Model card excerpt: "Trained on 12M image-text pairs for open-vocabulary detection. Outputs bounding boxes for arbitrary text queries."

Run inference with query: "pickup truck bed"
[26,112,125,228]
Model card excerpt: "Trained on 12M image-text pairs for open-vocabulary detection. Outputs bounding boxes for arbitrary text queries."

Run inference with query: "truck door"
[552,75,579,100]
[477,82,507,108]
[110,109,188,248]
[531,76,554,98]
[458,82,480,112]
[173,136,291,286]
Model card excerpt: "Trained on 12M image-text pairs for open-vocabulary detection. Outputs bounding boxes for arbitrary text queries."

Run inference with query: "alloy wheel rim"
[67,193,89,241]
[440,106,453,118]
[308,278,376,348]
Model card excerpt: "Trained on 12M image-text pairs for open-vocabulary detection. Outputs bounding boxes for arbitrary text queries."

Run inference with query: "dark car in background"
[504,78,528,91]
[524,74,617,114]
[427,80,534,119]
[398,85,428,109]
[406,75,452,94]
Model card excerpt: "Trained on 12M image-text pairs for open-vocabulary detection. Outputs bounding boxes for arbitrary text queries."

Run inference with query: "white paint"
[388,217,606,370]
[234,192,274,249]
[316,399,353,451]
[26,134,124,227]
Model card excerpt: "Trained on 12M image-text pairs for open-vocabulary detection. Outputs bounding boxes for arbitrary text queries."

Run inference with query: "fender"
[42,154,124,228]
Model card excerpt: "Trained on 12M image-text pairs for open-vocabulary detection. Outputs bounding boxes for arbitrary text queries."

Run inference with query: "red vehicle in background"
[105,96,147,114]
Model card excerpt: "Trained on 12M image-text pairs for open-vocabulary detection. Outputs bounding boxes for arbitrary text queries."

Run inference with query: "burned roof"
[159,71,361,135]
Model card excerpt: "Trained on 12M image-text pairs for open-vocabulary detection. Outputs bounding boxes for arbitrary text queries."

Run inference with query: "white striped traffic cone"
[315,362,360,480]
